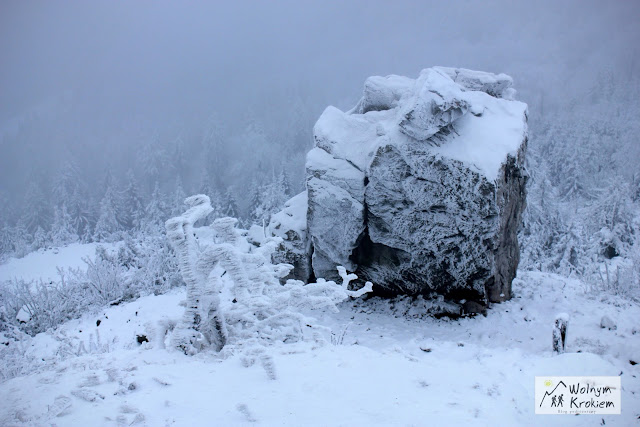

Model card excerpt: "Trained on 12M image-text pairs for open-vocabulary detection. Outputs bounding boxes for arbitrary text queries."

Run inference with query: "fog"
[3,1,637,119]
[1,0,638,229]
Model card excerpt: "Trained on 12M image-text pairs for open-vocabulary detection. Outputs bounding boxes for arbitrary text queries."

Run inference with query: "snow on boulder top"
[434,66,514,98]
[311,66,527,182]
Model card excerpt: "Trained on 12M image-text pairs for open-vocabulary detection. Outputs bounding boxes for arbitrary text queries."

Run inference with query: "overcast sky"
[1,0,638,126]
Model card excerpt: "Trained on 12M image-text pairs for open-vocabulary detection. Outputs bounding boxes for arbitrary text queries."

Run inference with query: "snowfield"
[0,243,119,284]
[1,248,639,426]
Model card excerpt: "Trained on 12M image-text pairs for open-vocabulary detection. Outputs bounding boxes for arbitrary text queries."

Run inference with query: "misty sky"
[1,0,638,127]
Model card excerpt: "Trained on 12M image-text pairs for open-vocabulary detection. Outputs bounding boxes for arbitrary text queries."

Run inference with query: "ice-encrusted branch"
[337,265,373,298]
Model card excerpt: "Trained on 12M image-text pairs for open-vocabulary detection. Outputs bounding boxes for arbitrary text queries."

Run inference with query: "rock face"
[272,67,528,305]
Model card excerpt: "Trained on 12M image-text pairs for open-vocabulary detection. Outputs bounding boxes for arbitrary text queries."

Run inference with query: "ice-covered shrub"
[0,233,184,336]
[0,270,87,336]
[0,326,35,381]
[166,195,373,359]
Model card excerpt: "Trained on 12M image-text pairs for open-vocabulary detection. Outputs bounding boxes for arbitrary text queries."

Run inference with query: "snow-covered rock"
[398,68,471,142]
[268,192,312,281]
[274,66,528,305]
[434,67,514,98]
[600,315,617,331]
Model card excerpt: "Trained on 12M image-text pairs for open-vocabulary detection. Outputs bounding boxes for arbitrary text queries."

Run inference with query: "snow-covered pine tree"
[278,167,292,198]
[93,184,124,242]
[0,221,13,259]
[588,180,636,259]
[137,131,171,192]
[142,182,169,234]
[252,176,288,225]
[68,186,91,242]
[222,188,239,218]
[247,180,264,225]
[121,169,145,231]
[198,167,217,200]
[171,176,188,217]
[201,112,225,187]
[52,157,82,209]
[31,226,48,251]
[11,221,30,257]
[51,204,78,246]
[22,180,51,235]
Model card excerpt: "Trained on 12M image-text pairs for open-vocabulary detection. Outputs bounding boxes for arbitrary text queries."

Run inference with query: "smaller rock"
[350,75,413,114]
[136,335,149,344]
[462,301,487,317]
[553,313,569,354]
[398,69,470,142]
[434,66,513,98]
[600,315,616,330]
[269,192,311,281]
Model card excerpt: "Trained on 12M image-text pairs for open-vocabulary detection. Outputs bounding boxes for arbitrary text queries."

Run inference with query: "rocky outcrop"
[271,67,528,305]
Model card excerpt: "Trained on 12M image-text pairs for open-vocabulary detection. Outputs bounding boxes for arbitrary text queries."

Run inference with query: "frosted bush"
[166,195,373,359]
[0,233,183,336]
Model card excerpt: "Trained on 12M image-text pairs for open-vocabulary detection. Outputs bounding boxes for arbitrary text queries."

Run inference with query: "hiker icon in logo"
[540,380,567,408]
[550,394,565,408]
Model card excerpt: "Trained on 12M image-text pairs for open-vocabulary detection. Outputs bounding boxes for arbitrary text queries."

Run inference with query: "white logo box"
[535,376,621,415]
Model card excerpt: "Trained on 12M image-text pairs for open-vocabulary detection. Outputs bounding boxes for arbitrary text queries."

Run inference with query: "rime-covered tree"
[121,169,145,231]
[0,221,13,258]
[201,112,225,188]
[93,184,123,242]
[31,226,48,250]
[247,180,265,225]
[11,221,30,257]
[222,188,239,218]
[251,176,288,225]
[22,181,51,234]
[51,204,78,246]
[171,176,188,217]
[142,182,169,233]
[137,132,171,191]
[52,157,82,206]
[198,168,216,200]
[278,168,292,198]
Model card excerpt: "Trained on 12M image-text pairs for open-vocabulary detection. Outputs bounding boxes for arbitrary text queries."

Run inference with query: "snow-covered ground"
[0,243,119,284]
[1,247,639,426]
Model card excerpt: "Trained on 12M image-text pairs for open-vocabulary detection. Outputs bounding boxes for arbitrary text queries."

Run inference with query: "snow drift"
[272,67,528,308]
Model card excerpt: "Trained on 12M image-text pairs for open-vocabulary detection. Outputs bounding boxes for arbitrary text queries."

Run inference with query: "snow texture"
[1,260,638,426]
[282,66,528,304]
[0,242,118,284]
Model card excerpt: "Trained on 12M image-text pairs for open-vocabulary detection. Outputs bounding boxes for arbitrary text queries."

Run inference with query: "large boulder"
[272,67,528,305]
